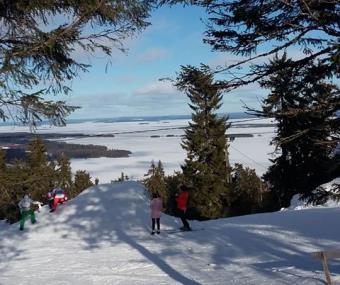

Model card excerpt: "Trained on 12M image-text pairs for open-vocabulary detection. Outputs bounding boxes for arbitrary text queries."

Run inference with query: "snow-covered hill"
[1,181,340,285]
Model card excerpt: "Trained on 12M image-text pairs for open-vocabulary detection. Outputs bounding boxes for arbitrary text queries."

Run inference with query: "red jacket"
[176,191,189,211]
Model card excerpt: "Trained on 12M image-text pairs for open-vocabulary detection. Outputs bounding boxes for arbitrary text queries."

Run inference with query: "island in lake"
[0,132,131,162]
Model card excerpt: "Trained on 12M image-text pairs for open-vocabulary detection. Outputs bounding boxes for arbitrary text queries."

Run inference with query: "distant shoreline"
[0,112,255,126]
[68,112,255,124]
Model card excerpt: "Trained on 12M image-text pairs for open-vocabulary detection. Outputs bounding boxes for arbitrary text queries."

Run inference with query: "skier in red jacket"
[48,187,68,212]
[176,185,191,231]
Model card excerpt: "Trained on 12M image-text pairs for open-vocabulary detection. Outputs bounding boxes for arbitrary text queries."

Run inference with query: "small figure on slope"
[150,193,163,235]
[18,194,42,231]
[48,187,68,212]
[47,188,55,209]
[176,185,191,231]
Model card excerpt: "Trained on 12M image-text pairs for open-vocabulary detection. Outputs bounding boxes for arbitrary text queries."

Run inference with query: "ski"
[163,228,204,234]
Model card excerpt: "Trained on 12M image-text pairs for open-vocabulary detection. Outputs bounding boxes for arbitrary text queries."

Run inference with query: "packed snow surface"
[1,181,340,284]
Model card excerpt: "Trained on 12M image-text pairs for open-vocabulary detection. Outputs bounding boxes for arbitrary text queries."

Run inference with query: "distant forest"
[45,141,131,159]
[0,132,131,161]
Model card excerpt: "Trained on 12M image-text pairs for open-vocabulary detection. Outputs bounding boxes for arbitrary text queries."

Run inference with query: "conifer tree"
[0,149,7,193]
[56,152,72,192]
[175,65,232,219]
[253,54,339,207]
[1,159,28,222]
[157,160,165,178]
[48,159,57,186]
[119,172,126,182]
[73,170,93,198]
[0,149,5,172]
[156,160,167,202]
[0,1,156,126]
[143,160,167,202]
[26,137,54,199]
[230,164,264,215]
[27,137,48,168]
[0,139,96,222]
[161,1,338,149]
[161,0,339,89]
[164,171,184,215]
[0,148,7,191]
[0,149,8,220]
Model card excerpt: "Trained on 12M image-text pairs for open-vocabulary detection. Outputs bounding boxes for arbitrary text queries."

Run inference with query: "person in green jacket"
[18,194,41,231]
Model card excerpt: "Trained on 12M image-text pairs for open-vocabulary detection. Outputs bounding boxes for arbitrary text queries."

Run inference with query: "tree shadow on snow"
[4,181,339,284]
[0,222,31,280]
[57,182,340,284]
[52,181,202,285]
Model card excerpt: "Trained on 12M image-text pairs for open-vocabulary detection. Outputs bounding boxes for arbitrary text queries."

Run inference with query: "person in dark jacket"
[176,185,191,231]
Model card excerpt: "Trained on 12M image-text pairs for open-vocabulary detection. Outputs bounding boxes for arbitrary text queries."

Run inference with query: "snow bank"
[288,178,340,210]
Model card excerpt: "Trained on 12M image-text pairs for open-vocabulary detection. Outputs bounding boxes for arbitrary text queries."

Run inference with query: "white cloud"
[208,53,244,70]
[71,79,259,118]
[64,80,190,119]
[136,47,169,63]
[144,16,180,35]
[115,74,139,85]
[134,80,177,96]
[131,81,188,113]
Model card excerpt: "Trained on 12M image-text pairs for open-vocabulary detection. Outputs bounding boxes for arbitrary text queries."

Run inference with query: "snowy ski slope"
[1,181,340,285]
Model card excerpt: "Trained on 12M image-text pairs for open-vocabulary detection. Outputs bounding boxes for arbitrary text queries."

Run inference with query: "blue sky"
[63,5,265,119]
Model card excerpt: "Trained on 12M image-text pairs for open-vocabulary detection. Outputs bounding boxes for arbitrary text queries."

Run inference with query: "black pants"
[48,199,54,209]
[152,218,160,231]
[178,209,190,229]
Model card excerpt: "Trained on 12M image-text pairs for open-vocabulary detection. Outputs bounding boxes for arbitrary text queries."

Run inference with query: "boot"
[180,226,191,231]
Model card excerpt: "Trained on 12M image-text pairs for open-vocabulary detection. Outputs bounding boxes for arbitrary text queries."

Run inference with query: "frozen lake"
[0,118,276,183]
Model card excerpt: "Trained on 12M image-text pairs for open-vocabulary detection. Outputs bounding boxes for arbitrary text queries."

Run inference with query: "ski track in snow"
[1,181,340,284]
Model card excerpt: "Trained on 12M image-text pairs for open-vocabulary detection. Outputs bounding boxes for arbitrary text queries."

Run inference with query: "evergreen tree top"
[161,0,339,89]
[0,0,156,126]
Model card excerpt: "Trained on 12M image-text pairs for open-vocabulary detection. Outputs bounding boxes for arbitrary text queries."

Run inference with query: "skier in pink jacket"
[150,193,163,235]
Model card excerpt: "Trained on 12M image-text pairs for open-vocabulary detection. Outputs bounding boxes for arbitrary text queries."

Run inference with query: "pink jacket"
[150,198,163,219]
